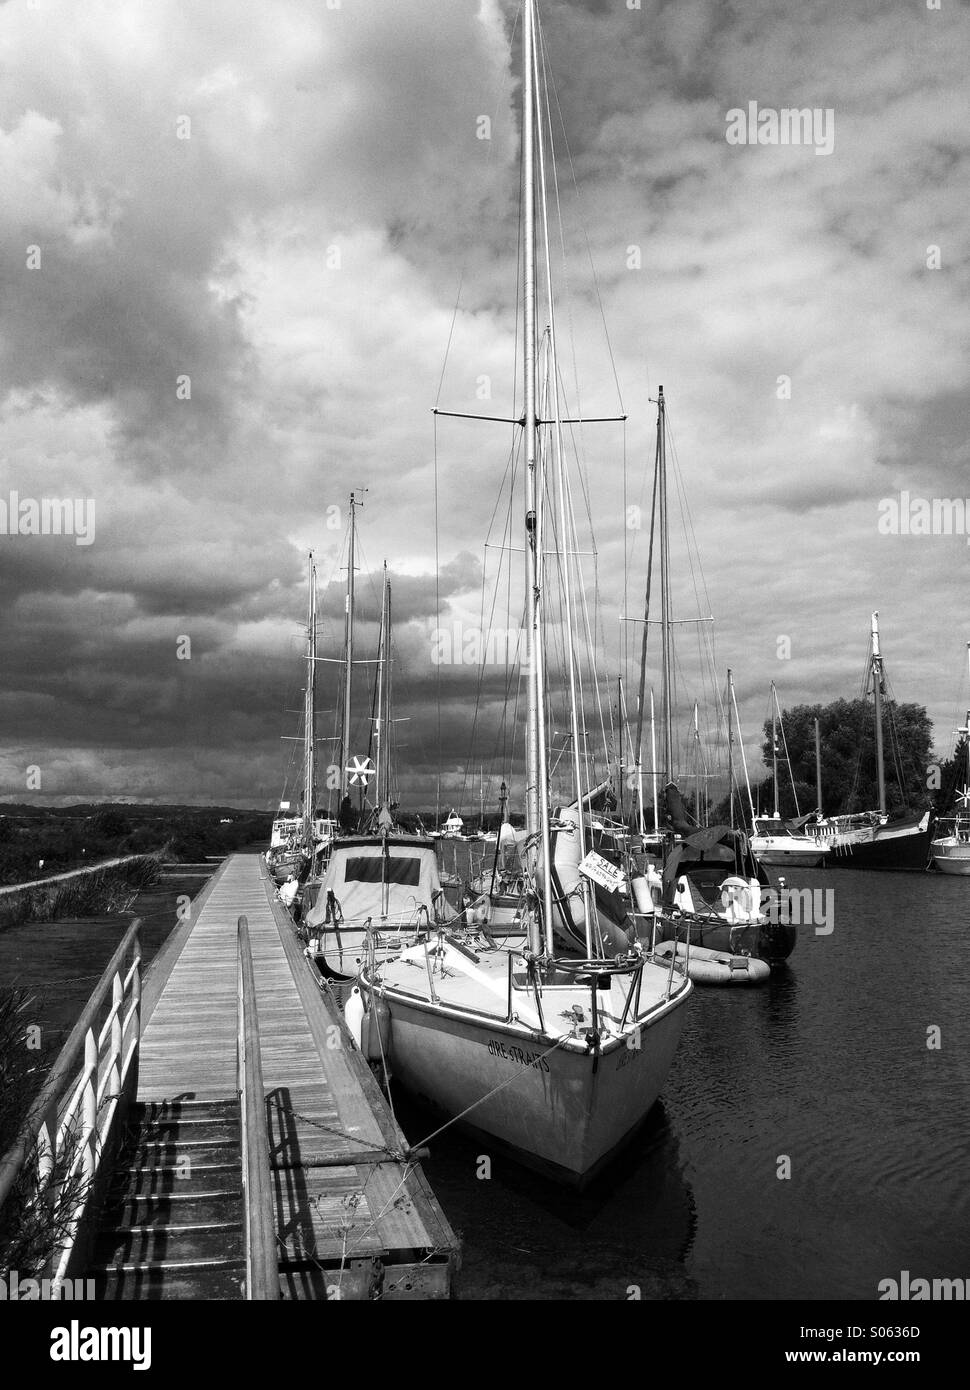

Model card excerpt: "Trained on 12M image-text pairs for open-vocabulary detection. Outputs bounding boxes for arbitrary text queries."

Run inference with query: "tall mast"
[340,493,358,798]
[620,679,644,837]
[815,716,823,812]
[657,387,674,785]
[650,688,659,835]
[617,679,624,818]
[532,28,589,952]
[731,675,756,825]
[375,562,391,807]
[771,681,779,817]
[871,611,887,815]
[965,641,970,794]
[522,0,553,953]
[727,667,734,830]
[303,551,316,843]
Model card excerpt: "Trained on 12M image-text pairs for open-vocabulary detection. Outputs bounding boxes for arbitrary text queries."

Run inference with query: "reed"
[0,852,164,932]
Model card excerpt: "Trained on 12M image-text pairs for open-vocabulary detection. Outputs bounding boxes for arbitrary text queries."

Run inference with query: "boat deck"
[136,852,459,1297]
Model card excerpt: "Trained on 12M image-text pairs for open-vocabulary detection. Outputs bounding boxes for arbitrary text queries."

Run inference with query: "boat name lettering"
[486,1038,550,1072]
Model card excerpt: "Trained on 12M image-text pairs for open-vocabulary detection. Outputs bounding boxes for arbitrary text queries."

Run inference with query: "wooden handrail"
[236,915,279,1300]
[0,918,142,1214]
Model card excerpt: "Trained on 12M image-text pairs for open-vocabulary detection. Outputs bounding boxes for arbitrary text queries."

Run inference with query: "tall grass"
[0,852,164,932]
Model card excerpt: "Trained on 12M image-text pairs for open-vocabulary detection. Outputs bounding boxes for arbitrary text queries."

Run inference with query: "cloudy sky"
[1,0,967,814]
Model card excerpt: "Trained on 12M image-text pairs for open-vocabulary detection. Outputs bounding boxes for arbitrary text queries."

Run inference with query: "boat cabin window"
[344,855,422,886]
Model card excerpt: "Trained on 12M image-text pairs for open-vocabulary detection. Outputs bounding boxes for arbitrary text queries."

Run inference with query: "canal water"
[3,854,966,1300]
[395,862,970,1300]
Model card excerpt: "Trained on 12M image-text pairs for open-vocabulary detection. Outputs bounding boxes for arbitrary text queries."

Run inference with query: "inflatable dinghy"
[653,939,770,985]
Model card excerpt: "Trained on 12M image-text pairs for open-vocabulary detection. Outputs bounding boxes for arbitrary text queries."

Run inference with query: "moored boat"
[930,643,970,875]
[347,0,691,1186]
[652,939,770,986]
[807,614,933,871]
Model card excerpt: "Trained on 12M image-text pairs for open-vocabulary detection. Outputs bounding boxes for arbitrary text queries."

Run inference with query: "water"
[394,861,970,1300]
[0,865,219,1056]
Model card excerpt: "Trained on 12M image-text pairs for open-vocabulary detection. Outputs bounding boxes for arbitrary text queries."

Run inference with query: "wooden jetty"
[87,852,459,1299]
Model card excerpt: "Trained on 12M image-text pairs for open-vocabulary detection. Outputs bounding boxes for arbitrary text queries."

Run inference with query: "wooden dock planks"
[136,852,458,1292]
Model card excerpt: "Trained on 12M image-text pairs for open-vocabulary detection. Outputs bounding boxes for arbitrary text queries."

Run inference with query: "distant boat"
[807,614,933,870]
[930,643,970,876]
[302,553,444,975]
[266,553,335,886]
[750,684,829,867]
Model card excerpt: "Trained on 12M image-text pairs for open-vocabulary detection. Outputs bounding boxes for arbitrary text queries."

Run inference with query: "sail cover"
[305,837,443,927]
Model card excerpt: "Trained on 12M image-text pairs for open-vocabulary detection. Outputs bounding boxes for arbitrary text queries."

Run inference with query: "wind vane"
[346,755,375,787]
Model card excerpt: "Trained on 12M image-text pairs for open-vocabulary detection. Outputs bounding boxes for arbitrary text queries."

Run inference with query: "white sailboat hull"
[931,838,970,875]
[361,983,689,1184]
[750,834,828,867]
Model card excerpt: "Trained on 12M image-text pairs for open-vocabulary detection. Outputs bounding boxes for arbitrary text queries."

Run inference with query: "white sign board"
[578,850,625,894]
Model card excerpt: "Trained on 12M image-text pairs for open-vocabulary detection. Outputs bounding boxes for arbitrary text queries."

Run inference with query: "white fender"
[344,986,365,1048]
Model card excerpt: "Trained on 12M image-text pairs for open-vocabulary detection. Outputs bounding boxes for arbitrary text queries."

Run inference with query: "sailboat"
[266,552,336,886]
[346,0,691,1186]
[302,521,450,981]
[930,643,970,875]
[750,683,829,867]
[628,390,794,970]
[808,613,933,869]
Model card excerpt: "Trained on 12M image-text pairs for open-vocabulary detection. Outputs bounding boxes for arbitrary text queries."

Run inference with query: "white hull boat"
[352,938,690,1184]
[930,661,970,876]
[931,834,970,875]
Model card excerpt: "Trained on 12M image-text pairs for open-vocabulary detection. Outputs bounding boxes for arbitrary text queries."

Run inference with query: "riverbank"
[0,854,165,932]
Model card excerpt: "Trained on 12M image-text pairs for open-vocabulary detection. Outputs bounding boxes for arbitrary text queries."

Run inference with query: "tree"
[760,698,933,816]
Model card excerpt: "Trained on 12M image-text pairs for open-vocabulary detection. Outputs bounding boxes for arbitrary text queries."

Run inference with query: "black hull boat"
[818,812,933,871]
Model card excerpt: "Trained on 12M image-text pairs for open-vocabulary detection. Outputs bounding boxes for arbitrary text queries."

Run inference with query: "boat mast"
[771,680,779,818]
[522,0,554,953]
[617,678,624,819]
[620,679,645,837]
[964,641,970,799]
[375,562,391,808]
[730,675,756,826]
[341,492,359,800]
[532,23,591,952]
[693,701,700,825]
[871,611,887,815]
[727,667,734,830]
[657,387,674,785]
[815,717,823,812]
[303,551,316,844]
[650,688,659,835]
